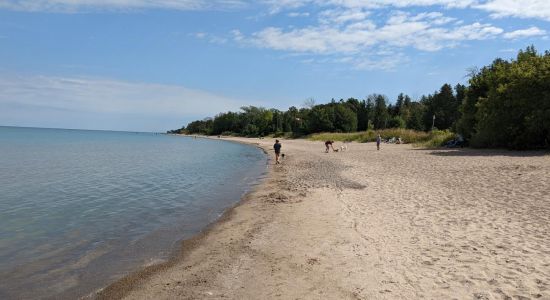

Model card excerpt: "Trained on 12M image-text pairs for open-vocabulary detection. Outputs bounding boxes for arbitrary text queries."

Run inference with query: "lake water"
[0,126,267,299]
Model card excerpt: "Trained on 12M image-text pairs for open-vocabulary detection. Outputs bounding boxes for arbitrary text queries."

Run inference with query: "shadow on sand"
[417,148,549,157]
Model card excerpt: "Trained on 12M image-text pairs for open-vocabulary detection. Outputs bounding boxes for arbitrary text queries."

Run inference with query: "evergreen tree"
[407,102,426,131]
[395,93,405,116]
[372,94,389,129]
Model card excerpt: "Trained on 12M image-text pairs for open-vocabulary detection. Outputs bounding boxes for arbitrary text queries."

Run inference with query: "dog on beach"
[340,145,348,151]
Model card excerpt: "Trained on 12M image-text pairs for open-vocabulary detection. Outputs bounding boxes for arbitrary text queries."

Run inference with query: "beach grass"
[415,130,455,148]
[309,129,455,148]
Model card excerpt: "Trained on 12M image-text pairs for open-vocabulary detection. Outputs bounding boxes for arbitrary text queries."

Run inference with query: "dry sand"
[97,138,550,300]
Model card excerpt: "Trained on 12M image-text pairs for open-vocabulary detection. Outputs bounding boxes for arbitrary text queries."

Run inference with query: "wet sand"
[97,138,550,299]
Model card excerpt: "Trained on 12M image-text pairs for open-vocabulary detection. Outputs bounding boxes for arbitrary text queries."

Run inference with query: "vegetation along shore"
[170,47,550,150]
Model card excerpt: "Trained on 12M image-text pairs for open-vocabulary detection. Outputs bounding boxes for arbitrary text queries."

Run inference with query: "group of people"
[384,136,403,144]
[273,132,467,164]
[273,134,386,164]
[445,134,465,148]
[325,134,384,152]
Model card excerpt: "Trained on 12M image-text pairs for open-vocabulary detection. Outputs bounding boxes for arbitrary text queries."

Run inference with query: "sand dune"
[97,138,550,300]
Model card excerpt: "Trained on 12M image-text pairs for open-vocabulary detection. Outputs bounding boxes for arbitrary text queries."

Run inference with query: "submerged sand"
[97,138,550,300]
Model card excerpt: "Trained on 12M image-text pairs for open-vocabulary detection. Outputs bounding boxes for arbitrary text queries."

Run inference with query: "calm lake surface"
[0,126,267,299]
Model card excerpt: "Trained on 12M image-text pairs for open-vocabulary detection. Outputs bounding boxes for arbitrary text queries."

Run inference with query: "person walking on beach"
[376,134,381,151]
[273,139,282,164]
[325,140,335,153]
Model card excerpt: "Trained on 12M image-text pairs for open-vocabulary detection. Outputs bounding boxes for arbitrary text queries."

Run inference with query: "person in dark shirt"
[325,140,335,153]
[273,140,282,164]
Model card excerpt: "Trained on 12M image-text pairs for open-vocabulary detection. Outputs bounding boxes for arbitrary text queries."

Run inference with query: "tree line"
[170,47,550,150]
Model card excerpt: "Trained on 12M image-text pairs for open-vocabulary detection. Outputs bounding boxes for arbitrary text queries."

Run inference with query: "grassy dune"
[309,129,455,148]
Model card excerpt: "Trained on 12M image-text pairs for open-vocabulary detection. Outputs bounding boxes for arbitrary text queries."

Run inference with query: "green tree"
[239,106,273,136]
[185,118,213,135]
[333,103,358,132]
[406,102,426,131]
[370,94,389,129]
[387,116,406,128]
[308,105,335,133]
[212,111,240,135]
[470,47,550,148]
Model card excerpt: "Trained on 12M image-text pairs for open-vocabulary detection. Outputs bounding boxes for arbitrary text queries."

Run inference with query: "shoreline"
[96,138,549,299]
[94,137,273,299]
[93,187,266,300]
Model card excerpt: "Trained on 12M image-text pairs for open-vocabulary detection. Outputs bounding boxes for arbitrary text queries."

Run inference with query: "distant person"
[325,140,335,153]
[273,140,282,164]
[457,134,464,147]
[376,134,381,150]
[446,134,465,148]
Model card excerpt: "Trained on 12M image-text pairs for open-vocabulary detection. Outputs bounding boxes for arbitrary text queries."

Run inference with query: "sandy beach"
[97,138,550,300]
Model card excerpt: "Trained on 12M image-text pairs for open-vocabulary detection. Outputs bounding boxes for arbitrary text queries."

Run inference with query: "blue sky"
[0,0,549,132]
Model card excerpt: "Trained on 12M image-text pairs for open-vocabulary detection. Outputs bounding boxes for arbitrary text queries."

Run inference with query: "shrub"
[310,129,429,143]
[415,130,455,148]
[309,128,455,148]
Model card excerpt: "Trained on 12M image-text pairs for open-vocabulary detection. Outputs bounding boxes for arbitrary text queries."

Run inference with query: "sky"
[0,0,549,132]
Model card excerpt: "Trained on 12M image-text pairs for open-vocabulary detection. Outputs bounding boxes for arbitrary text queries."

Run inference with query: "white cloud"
[475,0,550,21]
[319,8,370,24]
[326,0,475,9]
[264,0,550,22]
[0,0,246,12]
[247,11,503,53]
[4,0,550,23]
[195,32,207,39]
[262,0,312,14]
[250,26,365,53]
[239,6,522,70]
[0,75,251,130]
[0,74,247,115]
[409,11,456,24]
[263,0,476,13]
[192,32,229,44]
[231,29,244,41]
[503,26,546,39]
[499,48,517,52]
[287,11,310,17]
[353,53,409,70]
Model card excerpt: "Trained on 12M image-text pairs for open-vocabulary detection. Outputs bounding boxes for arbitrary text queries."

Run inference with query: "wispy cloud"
[262,0,476,13]
[0,0,247,12]
[264,0,550,22]
[287,11,310,17]
[499,48,518,52]
[503,26,547,39]
[318,8,371,24]
[0,74,251,131]
[239,10,504,70]
[193,31,229,44]
[3,0,550,23]
[1,0,548,84]
[475,0,550,21]
[230,0,550,71]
